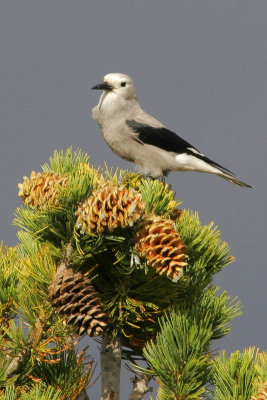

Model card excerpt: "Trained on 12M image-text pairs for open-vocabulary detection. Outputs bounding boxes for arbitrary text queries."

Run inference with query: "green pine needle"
[211,347,267,400]
[138,178,181,216]
[141,307,213,399]
[42,147,89,174]
[0,245,19,314]
[193,288,242,340]
[0,384,62,400]
[177,210,235,289]
[32,348,92,398]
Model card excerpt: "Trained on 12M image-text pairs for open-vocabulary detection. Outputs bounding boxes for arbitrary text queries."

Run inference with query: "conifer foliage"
[0,148,265,399]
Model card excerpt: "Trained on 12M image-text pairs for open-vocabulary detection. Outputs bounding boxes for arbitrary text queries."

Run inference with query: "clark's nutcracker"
[92,73,251,187]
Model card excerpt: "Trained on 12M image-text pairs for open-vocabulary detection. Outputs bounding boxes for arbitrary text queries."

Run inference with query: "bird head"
[92,73,137,101]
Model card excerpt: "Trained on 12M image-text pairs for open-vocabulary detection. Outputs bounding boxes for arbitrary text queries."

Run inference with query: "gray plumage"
[91,73,251,188]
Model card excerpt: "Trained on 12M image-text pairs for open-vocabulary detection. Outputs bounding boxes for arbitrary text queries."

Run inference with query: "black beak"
[91,82,113,91]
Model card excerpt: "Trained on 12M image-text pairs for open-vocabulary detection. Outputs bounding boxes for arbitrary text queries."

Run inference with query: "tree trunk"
[128,374,153,400]
[101,336,121,400]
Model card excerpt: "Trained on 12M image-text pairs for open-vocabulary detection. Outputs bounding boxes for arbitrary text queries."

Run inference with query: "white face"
[103,73,137,100]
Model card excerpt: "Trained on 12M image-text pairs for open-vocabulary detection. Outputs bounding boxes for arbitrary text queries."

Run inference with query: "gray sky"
[0,1,266,398]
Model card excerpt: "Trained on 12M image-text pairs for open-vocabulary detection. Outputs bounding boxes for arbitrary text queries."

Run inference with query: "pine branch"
[32,346,93,398]
[139,306,214,399]
[5,148,247,398]
[0,383,62,400]
[128,374,153,400]
[57,238,74,271]
[211,347,267,400]
[176,210,235,290]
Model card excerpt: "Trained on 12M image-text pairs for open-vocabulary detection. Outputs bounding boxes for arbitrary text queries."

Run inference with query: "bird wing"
[126,119,234,175]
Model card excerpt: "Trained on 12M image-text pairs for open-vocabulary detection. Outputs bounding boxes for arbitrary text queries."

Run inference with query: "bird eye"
[121,81,126,87]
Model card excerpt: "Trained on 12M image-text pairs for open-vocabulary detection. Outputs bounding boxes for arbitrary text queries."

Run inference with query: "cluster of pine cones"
[18,169,188,339]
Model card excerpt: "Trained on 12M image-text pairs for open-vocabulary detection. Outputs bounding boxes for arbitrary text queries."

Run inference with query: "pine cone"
[170,208,183,221]
[49,267,107,337]
[18,171,68,209]
[135,215,187,282]
[76,185,145,234]
[251,382,267,400]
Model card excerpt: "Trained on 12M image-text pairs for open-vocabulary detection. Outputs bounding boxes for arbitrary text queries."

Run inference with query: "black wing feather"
[126,120,234,175]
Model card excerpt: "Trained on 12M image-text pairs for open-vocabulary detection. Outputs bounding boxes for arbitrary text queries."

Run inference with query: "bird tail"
[217,172,251,188]
[183,152,251,188]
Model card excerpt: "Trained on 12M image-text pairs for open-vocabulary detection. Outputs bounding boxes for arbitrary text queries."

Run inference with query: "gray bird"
[92,73,251,187]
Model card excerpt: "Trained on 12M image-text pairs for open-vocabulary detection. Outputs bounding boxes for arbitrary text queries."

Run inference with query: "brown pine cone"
[76,185,145,233]
[49,267,106,337]
[251,382,267,400]
[135,215,187,282]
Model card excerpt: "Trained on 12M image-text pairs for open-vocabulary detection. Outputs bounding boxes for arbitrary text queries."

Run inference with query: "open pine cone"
[251,382,267,400]
[18,171,68,209]
[49,267,107,337]
[76,185,145,233]
[135,215,188,282]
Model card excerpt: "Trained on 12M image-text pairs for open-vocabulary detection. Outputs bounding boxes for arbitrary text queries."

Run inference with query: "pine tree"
[0,148,265,400]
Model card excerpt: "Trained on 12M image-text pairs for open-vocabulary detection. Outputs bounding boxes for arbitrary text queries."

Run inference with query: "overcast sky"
[0,1,266,398]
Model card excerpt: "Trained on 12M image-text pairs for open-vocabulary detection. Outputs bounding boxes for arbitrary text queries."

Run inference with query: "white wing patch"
[187,147,204,156]
[175,153,220,174]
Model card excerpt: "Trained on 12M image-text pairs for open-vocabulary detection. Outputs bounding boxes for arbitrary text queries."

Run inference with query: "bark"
[5,352,30,379]
[128,374,153,400]
[101,336,121,400]
[77,388,90,400]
